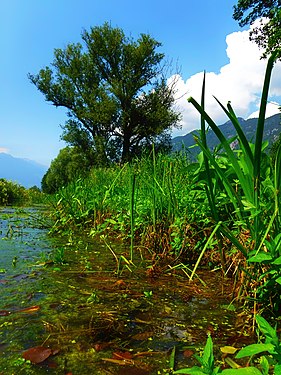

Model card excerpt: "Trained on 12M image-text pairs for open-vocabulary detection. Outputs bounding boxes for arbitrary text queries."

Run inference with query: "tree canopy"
[233,0,281,59]
[41,146,91,193]
[29,23,181,166]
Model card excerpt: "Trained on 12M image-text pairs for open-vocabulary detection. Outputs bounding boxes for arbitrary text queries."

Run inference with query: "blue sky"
[1,0,280,166]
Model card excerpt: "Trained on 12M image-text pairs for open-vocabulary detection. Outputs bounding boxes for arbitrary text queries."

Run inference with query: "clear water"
[0,207,237,375]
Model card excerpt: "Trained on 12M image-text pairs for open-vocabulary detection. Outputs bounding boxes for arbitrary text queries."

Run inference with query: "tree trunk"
[121,133,131,163]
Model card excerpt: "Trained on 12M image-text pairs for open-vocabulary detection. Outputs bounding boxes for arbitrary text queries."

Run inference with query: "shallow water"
[0,207,239,374]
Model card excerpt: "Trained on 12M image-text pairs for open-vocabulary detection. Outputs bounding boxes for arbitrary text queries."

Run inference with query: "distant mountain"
[172,113,281,158]
[0,153,48,188]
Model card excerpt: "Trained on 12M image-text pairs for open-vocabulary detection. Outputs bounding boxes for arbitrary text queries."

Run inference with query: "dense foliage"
[46,53,281,316]
[0,179,44,205]
[29,22,181,166]
[233,0,281,59]
[41,146,92,193]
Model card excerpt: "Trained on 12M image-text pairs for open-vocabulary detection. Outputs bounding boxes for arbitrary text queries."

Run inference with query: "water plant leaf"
[220,346,238,354]
[275,277,281,285]
[235,343,275,358]
[173,366,206,374]
[259,356,269,375]
[221,368,263,375]
[272,256,281,265]
[247,253,273,262]
[202,334,214,369]
[274,364,281,375]
[170,346,176,370]
[22,346,53,363]
[256,315,279,346]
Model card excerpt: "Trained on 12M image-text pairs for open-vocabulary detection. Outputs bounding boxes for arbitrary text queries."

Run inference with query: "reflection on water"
[0,207,237,374]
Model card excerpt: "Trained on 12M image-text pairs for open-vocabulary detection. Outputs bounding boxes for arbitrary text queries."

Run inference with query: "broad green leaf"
[236,343,275,358]
[247,253,273,263]
[260,356,269,375]
[274,364,281,375]
[275,277,281,285]
[272,256,281,265]
[202,334,214,369]
[173,366,205,375]
[221,367,263,375]
[225,357,241,369]
[241,200,256,210]
[170,346,176,370]
[256,315,278,344]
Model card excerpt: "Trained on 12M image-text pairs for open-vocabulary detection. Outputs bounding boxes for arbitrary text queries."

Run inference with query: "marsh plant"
[188,52,281,311]
[172,315,281,375]
[47,53,281,312]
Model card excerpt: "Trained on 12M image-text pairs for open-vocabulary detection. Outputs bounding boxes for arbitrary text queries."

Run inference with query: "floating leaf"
[220,346,238,354]
[22,346,52,363]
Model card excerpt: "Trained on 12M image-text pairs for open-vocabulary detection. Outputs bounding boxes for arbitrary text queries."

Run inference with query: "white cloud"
[0,147,9,153]
[171,22,281,137]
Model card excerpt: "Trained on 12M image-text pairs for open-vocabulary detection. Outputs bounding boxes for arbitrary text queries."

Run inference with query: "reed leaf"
[188,96,254,204]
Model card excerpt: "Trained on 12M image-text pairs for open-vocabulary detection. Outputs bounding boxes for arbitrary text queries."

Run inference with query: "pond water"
[0,207,244,374]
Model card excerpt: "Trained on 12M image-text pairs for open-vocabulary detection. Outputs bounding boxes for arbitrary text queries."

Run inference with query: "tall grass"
[47,53,281,312]
[48,152,209,265]
[188,52,281,311]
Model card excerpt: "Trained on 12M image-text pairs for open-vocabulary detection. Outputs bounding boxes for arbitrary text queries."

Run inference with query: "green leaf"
[173,366,206,375]
[220,346,239,354]
[256,315,279,344]
[260,356,269,375]
[202,334,214,369]
[275,277,281,285]
[272,256,281,265]
[170,346,176,370]
[221,368,263,375]
[241,200,256,210]
[247,253,273,263]
[274,364,281,375]
[235,344,275,358]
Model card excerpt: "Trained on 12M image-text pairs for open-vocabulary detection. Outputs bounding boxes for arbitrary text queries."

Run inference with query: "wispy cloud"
[170,22,281,137]
[0,147,9,153]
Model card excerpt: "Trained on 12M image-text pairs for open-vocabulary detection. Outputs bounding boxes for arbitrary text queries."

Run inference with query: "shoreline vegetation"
[1,53,281,317]
[1,52,281,374]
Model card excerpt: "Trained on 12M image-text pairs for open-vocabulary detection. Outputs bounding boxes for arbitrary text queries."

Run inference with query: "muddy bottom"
[0,207,250,374]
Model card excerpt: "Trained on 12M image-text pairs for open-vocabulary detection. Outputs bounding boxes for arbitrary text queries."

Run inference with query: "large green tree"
[29,23,181,165]
[233,0,281,59]
[41,146,91,193]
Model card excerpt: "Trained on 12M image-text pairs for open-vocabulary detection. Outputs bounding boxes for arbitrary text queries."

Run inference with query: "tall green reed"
[188,52,281,309]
